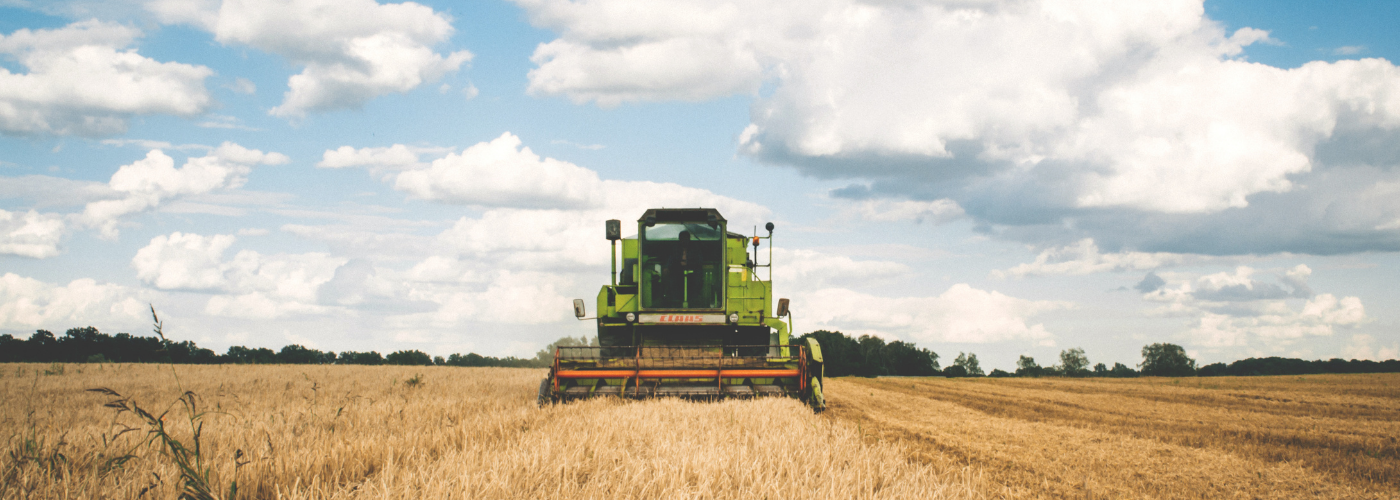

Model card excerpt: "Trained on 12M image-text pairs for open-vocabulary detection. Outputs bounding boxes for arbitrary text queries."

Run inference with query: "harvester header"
[538,208,825,411]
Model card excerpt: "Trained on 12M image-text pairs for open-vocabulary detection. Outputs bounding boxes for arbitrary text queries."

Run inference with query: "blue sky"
[2,0,1398,371]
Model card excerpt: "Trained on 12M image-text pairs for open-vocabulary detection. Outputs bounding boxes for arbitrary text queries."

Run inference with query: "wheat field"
[0,363,977,499]
[3,364,1397,499]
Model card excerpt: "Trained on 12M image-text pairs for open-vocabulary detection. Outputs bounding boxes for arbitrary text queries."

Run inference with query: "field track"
[2,363,1396,499]
[827,374,1400,499]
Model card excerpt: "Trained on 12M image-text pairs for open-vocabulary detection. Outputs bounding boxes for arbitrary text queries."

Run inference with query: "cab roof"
[637,208,726,224]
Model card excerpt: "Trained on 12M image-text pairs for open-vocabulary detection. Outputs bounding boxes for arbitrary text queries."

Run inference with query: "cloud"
[517,0,1400,256]
[333,133,770,221]
[1142,265,1366,348]
[132,231,346,319]
[775,248,907,291]
[228,77,256,94]
[0,175,114,209]
[850,198,964,224]
[0,209,66,258]
[149,0,472,117]
[80,143,289,238]
[1134,272,1166,293]
[1185,294,1366,347]
[0,272,151,332]
[196,114,259,130]
[800,283,1070,345]
[318,144,424,170]
[0,19,212,136]
[1152,266,1313,303]
[1333,45,1365,56]
[395,132,603,209]
[1341,334,1400,361]
[995,239,1202,278]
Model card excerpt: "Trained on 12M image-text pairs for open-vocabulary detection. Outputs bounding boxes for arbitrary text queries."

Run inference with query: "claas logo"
[658,315,704,323]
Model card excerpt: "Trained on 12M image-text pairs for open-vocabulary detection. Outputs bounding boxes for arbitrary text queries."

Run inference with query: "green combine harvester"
[538,208,825,412]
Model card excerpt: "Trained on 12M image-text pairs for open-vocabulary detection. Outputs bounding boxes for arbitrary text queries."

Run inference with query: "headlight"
[728,312,739,323]
[625,312,636,323]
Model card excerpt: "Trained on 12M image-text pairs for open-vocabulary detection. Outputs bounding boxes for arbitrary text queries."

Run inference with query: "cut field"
[828,374,1400,499]
[2,364,1396,499]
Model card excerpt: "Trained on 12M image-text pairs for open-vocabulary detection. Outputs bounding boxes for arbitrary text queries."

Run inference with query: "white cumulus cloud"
[149,0,472,117]
[395,132,603,209]
[1142,265,1367,348]
[0,19,213,136]
[0,209,66,258]
[80,143,289,238]
[852,199,964,224]
[800,283,1070,345]
[318,144,423,170]
[133,232,347,319]
[0,272,151,332]
[516,0,1400,255]
[995,239,1203,278]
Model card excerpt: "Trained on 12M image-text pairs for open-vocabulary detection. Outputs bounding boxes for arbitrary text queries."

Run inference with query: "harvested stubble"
[827,374,1400,499]
[1,363,979,499]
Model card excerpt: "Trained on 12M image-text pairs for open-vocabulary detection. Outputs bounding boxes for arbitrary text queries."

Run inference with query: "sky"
[1,0,1398,371]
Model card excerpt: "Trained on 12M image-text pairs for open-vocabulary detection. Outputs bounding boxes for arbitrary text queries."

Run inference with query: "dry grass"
[828,374,1400,499]
[0,363,978,499]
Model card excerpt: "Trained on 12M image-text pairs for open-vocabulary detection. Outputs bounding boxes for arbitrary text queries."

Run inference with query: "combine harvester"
[538,208,825,412]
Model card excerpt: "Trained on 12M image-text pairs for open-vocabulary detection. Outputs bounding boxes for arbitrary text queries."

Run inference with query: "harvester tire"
[810,376,825,414]
[537,377,553,407]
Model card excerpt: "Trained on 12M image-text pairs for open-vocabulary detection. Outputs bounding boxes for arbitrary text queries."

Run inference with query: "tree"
[277,344,333,364]
[952,352,984,377]
[884,340,940,376]
[1093,362,1108,376]
[338,351,383,365]
[943,365,969,377]
[1015,355,1044,377]
[1059,348,1090,376]
[227,346,277,364]
[1110,362,1137,377]
[386,350,434,366]
[792,330,940,377]
[1140,343,1196,377]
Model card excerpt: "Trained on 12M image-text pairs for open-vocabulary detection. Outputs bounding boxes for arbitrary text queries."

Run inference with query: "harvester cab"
[539,208,825,411]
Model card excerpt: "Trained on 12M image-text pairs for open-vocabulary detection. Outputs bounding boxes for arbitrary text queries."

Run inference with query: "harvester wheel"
[537,377,553,407]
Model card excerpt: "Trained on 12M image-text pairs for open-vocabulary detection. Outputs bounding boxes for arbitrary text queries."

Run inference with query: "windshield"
[640,222,723,309]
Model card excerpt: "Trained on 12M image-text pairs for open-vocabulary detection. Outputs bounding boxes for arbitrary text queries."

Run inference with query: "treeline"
[1001,343,1400,378]
[793,330,944,377]
[6,327,1398,378]
[1198,357,1400,377]
[0,327,545,368]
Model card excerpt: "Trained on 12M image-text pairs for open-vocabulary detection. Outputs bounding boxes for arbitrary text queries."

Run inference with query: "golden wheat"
[1,363,978,499]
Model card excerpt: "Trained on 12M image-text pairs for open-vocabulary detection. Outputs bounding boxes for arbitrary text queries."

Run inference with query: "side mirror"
[573,299,586,319]
[605,219,621,240]
[776,298,790,317]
